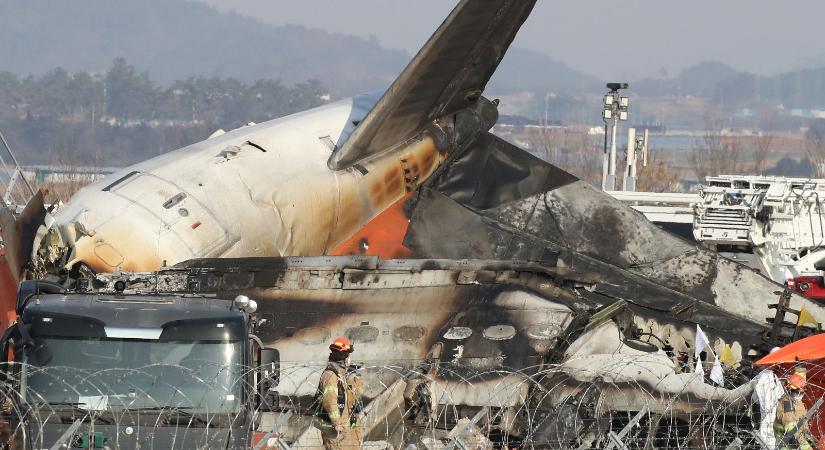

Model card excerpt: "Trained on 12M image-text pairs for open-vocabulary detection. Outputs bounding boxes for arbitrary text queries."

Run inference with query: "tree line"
[0,58,328,166]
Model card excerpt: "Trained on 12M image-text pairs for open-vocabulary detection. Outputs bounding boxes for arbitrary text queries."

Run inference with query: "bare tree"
[636,160,682,193]
[805,120,825,178]
[528,125,685,192]
[690,117,745,180]
[33,145,102,203]
[751,134,774,175]
[567,135,603,185]
[527,125,563,166]
[527,127,602,185]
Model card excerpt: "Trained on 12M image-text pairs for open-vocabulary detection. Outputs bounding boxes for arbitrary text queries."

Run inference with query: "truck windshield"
[21,337,243,414]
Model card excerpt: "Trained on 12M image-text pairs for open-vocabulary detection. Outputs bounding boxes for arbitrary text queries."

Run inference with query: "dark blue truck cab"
[0,280,278,449]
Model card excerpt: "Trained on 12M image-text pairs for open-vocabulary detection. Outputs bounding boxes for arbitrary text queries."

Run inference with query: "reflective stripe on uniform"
[323,386,338,394]
[313,417,334,429]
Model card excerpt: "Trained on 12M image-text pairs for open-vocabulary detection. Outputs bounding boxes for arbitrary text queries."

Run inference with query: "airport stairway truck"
[0,279,281,449]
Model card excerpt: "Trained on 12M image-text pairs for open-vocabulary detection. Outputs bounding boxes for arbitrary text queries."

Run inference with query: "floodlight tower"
[602,82,630,191]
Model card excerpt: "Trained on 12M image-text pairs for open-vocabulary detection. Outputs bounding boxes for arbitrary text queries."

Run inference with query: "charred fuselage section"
[74,256,798,446]
[400,131,825,350]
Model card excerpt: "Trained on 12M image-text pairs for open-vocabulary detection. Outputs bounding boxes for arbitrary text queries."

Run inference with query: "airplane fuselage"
[42,93,474,274]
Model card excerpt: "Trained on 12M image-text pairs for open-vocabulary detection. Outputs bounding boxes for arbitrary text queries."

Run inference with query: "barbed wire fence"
[0,356,821,449]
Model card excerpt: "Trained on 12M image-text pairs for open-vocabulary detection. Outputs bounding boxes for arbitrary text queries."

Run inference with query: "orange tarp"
[755,334,825,442]
[756,333,825,365]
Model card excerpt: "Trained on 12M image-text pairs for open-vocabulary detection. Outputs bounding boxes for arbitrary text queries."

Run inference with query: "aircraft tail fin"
[328,0,536,170]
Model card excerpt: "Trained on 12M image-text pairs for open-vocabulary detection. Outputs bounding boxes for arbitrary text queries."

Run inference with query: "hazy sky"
[200,0,825,80]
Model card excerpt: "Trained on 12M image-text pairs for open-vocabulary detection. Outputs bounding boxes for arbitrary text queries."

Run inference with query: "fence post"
[48,419,84,450]
[603,405,650,450]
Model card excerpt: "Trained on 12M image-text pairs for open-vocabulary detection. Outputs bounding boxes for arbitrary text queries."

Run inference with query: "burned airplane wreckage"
[60,255,782,447]
[0,0,824,447]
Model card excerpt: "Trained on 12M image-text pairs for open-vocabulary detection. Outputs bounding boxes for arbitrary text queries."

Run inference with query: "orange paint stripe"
[331,193,413,259]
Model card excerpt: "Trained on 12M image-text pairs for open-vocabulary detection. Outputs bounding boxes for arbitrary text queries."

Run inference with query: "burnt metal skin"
[86,257,774,415]
[402,131,825,348]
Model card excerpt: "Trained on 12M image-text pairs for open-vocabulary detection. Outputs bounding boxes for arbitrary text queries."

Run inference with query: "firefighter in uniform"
[314,337,365,450]
[774,373,814,450]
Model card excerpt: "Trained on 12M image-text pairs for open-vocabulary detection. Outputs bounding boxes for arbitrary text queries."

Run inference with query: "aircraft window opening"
[523,324,561,341]
[443,326,472,340]
[295,326,329,345]
[393,326,425,342]
[482,325,516,341]
[346,325,379,343]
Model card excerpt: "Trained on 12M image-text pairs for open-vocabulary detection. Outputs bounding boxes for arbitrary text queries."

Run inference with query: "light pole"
[602,82,629,191]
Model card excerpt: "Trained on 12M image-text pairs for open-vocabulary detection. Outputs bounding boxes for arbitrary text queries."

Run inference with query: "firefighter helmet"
[789,373,807,390]
[330,337,354,354]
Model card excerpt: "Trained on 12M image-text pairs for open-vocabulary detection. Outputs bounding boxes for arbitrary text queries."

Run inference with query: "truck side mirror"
[258,348,279,411]
[260,348,280,385]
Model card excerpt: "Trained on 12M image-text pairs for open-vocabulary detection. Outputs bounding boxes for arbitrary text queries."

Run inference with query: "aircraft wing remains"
[328,0,537,170]
[401,131,825,345]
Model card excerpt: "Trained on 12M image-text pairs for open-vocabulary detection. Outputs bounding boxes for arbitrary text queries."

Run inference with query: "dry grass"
[34,177,95,204]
